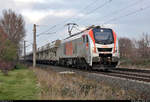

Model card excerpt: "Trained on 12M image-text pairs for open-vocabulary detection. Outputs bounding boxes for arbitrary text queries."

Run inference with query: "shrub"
[0,28,17,75]
[0,60,14,75]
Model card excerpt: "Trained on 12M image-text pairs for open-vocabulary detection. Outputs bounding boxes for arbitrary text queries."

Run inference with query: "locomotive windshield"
[93,28,114,44]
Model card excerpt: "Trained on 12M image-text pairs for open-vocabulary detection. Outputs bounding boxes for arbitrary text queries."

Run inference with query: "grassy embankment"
[33,67,148,100]
[0,64,40,100]
[119,57,150,69]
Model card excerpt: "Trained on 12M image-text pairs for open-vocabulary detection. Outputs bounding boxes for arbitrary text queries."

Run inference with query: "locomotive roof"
[63,25,103,41]
[62,25,113,43]
[61,26,113,44]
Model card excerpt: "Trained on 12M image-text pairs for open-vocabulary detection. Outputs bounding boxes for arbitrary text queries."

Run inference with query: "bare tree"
[0,9,26,60]
[119,37,134,58]
[137,33,150,58]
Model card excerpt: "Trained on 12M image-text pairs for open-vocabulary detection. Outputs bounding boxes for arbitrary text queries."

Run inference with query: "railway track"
[25,62,150,83]
[70,66,150,83]
[88,68,150,83]
[50,65,150,83]
[94,71,150,83]
[67,67,150,83]
[111,68,150,74]
[108,70,150,78]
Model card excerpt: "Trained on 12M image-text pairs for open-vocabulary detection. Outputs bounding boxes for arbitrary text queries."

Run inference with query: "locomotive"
[26,25,120,70]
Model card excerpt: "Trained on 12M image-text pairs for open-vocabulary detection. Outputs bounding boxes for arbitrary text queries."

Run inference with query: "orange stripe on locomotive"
[65,41,73,56]
[112,30,117,53]
[89,30,96,53]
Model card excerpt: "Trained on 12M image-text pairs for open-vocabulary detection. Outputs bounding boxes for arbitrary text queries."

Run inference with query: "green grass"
[0,67,40,100]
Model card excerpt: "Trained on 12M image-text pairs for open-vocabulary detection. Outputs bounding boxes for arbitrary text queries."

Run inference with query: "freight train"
[26,25,120,70]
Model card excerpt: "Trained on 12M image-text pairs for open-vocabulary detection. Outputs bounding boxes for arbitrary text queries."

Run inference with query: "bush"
[0,39,17,61]
[0,60,14,75]
[0,32,17,75]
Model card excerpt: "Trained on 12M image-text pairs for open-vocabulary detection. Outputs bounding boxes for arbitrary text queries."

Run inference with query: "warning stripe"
[89,30,96,53]
[112,30,117,53]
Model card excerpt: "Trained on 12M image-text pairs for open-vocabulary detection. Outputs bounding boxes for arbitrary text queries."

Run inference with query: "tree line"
[119,33,150,67]
[0,9,25,75]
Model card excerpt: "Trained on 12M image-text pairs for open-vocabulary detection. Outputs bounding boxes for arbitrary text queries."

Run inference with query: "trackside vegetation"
[119,33,150,69]
[33,67,149,100]
[0,66,40,100]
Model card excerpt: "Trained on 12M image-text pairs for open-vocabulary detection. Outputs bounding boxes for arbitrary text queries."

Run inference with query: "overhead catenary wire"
[36,32,56,37]
[36,0,100,37]
[57,0,100,24]
[94,0,145,24]
[85,0,112,15]
[36,0,112,39]
[103,4,150,24]
[37,25,56,35]
[56,0,112,36]
[76,0,112,23]
[81,0,99,11]
[60,0,100,24]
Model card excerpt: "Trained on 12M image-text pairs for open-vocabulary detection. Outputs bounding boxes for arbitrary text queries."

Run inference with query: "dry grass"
[32,67,146,100]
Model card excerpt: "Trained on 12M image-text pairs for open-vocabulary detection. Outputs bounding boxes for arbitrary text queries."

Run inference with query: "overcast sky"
[0,0,150,53]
